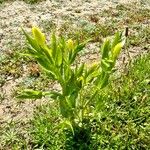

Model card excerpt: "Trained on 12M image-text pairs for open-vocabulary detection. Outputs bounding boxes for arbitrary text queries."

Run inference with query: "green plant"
[18,27,125,135]
[22,53,149,149]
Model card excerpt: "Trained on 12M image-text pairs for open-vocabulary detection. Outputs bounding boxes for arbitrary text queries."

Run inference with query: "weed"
[16,26,126,149]
[6,52,149,149]
[29,53,150,149]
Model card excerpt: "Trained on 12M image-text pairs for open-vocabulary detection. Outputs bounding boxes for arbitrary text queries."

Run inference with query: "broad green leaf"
[22,28,40,51]
[76,63,84,77]
[68,92,78,108]
[17,89,42,99]
[36,57,58,80]
[69,42,86,64]
[40,46,54,64]
[36,57,52,71]
[69,52,77,64]
[105,59,115,72]
[19,52,37,58]
[59,98,73,118]
[101,59,110,72]
[111,32,121,49]
[86,70,99,83]
[100,73,109,89]
[51,32,57,59]
[75,42,86,53]
[83,63,99,83]
[112,42,123,60]
[43,91,62,99]
[85,63,99,81]
[77,78,83,89]
[59,99,68,118]
[68,48,73,63]
[56,46,63,66]
[63,63,72,81]
[87,63,99,75]
[101,39,111,59]
[59,37,66,53]
[65,72,77,96]
[106,59,114,63]
[32,26,46,46]
[27,47,39,55]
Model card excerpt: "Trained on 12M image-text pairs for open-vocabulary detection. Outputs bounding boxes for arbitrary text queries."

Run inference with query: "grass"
[29,103,65,149]
[0,121,29,149]
[0,50,23,82]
